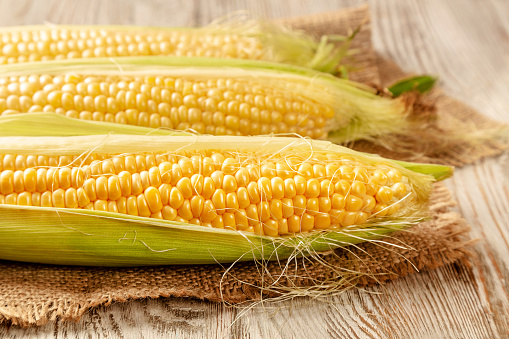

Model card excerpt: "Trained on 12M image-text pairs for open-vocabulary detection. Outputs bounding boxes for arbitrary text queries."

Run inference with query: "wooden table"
[1,0,508,337]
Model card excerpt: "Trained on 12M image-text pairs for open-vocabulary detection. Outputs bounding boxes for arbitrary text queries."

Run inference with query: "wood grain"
[0,0,508,338]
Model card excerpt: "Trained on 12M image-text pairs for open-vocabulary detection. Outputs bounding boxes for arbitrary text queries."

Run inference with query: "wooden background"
[1,0,508,337]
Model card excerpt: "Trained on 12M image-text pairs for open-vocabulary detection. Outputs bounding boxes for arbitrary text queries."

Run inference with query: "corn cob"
[0,20,350,74]
[0,57,406,143]
[0,117,452,266]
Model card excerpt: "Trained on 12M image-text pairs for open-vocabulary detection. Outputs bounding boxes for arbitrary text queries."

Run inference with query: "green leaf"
[0,205,416,266]
[387,75,437,97]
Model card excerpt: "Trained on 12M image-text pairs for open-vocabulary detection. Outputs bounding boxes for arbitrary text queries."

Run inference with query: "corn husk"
[0,115,453,267]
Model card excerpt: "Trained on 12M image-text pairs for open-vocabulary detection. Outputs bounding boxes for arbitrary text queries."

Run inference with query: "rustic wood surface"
[1,0,508,338]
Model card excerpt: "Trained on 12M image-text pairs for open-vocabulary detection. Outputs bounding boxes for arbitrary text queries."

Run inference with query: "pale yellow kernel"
[305,179,320,198]
[257,201,271,222]
[64,187,78,208]
[40,191,52,207]
[355,211,369,224]
[15,155,27,170]
[202,177,216,199]
[392,182,407,198]
[3,154,15,170]
[130,173,144,195]
[17,192,31,206]
[246,181,260,204]
[351,181,366,198]
[52,188,66,208]
[376,187,393,204]
[178,158,194,178]
[329,209,345,224]
[319,197,332,213]
[293,195,306,216]
[176,177,193,199]
[236,187,250,209]
[362,196,376,212]
[335,180,350,195]
[5,193,17,205]
[341,211,357,226]
[345,195,363,212]
[117,171,132,197]
[233,168,249,187]
[315,214,331,229]
[77,187,90,207]
[301,213,314,232]
[178,199,193,220]
[223,212,236,230]
[281,198,294,219]
[126,196,138,215]
[275,162,292,179]
[23,168,37,192]
[371,170,388,186]
[146,167,161,188]
[246,204,259,226]
[137,194,151,217]
[162,205,177,221]
[283,178,297,199]
[288,215,301,233]
[270,177,284,200]
[306,198,319,216]
[201,199,217,222]
[158,162,172,184]
[169,186,184,209]
[222,174,237,194]
[36,168,48,193]
[94,176,108,200]
[387,169,403,183]
[13,170,24,193]
[294,175,306,195]
[1,170,15,195]
[225,192,239,212]
[211,215,224,229]
[58,167,72,189]
[144,186,163,213]
[298,163,313,179]
[221,157,239,175]
[320,179,333,197]
[270,199,283,220]
[258,177,272,200]
[170,163,183,185]
[235,209,249,230]
[190,195,205,218]
[210,170,224,189]
[260,163,276,179]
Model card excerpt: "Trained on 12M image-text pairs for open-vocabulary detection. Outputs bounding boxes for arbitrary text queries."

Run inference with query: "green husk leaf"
[0,204,417,266]
[0,112,190,137]
[387,75,437,97]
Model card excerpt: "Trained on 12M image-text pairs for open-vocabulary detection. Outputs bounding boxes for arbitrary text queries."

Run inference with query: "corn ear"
[0,116,453,266]
[0,17,352,74]
[0,56,408,144]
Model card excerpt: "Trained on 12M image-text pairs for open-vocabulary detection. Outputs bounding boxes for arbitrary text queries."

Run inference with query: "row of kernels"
[0,167,85,195]
[0,154,78,171]
[0,29,260,62]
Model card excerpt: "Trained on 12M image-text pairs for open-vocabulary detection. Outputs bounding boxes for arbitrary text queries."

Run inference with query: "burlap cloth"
[0,5,506,327]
